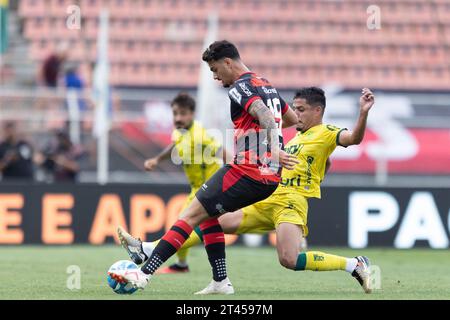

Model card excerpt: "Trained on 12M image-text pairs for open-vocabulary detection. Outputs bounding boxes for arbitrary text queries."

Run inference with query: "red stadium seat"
[83,18,99,40]
[19,0,47,17]
[28,40,48,61]
[48,0,74,17]
[79,0,104,18]
[23,18,44,40]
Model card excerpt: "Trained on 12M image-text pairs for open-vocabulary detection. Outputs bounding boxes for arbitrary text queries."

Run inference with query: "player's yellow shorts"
[237,191,309,237]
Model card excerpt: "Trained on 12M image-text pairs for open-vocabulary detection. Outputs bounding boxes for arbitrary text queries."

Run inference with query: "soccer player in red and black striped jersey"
[109,40,298,294]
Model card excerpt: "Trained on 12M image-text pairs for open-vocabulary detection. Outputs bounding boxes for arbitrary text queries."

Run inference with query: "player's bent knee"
[179,198,210,226]
[181,211,208,227]
[278,253,297,270]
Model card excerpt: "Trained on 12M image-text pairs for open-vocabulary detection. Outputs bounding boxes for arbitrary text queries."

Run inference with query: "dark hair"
[55,129,72,149]
[56,129,70,141]
[202,40,240,62]
[294,87,326,110]
[171,92,196,112]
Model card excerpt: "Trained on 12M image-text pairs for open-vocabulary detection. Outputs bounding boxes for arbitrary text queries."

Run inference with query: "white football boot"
[351,256,372,294]
[117,226,153,265]
[194,277,235,295]
[109,268,151,290]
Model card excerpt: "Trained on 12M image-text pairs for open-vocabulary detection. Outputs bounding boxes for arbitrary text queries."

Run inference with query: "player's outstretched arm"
[338,88,375,147]
[144,143,175,171]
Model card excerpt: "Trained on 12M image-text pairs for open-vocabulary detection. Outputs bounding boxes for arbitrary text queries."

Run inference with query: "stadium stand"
[17,0,450,90]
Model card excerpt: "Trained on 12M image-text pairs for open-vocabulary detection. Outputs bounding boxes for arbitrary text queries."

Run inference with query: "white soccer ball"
[107,260,139,294]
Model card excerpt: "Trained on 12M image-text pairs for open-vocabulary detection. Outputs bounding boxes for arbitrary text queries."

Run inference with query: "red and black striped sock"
[200,218,227,281]
[141,219,192,275]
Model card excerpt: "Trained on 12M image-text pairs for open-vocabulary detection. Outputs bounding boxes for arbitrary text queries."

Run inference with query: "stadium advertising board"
[308,187,450,249]
[0,184,448,248]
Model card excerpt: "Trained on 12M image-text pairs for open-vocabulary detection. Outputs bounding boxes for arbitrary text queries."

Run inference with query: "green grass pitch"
[0,245,448,300]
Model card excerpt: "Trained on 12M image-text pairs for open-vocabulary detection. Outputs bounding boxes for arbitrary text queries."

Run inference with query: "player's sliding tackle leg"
[275,222,372,293]
[176,218,370,293]
[118,210,370,293]
[111,197,233,293]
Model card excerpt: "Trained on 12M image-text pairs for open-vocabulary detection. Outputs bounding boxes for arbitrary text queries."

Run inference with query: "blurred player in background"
[120,92,226,274]
[110,40,299,294]
[118,87,375,294]
[35,130,83,183]
[0,121,34,181]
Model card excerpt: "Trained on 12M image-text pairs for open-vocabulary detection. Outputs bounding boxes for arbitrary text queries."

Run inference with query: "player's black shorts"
[195,164,278,217]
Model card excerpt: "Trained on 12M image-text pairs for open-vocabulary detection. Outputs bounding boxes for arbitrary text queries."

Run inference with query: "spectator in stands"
[65,63,84,90]
[39,42,69,88]
[64,63,88,114]
[0,121,35,181]
[36,130,82,182]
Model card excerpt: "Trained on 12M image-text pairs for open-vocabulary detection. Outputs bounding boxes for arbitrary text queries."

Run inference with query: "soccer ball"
[107,260,139,294]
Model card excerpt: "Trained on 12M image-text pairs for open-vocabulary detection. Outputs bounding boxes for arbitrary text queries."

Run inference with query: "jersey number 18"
[266,98,282,135]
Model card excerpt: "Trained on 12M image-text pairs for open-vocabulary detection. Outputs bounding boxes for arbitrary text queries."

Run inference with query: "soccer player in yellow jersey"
[119,92,224,274]
[119,87,375,293]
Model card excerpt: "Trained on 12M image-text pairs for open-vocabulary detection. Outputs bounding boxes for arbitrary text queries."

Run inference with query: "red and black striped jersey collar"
[237,71,256,79]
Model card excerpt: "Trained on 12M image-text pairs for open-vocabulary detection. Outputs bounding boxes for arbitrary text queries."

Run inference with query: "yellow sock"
[176,247,189,263]
[181,230,202,250]
[151,239,159,247]
[177,230,202,260]
[295,251,348,271]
